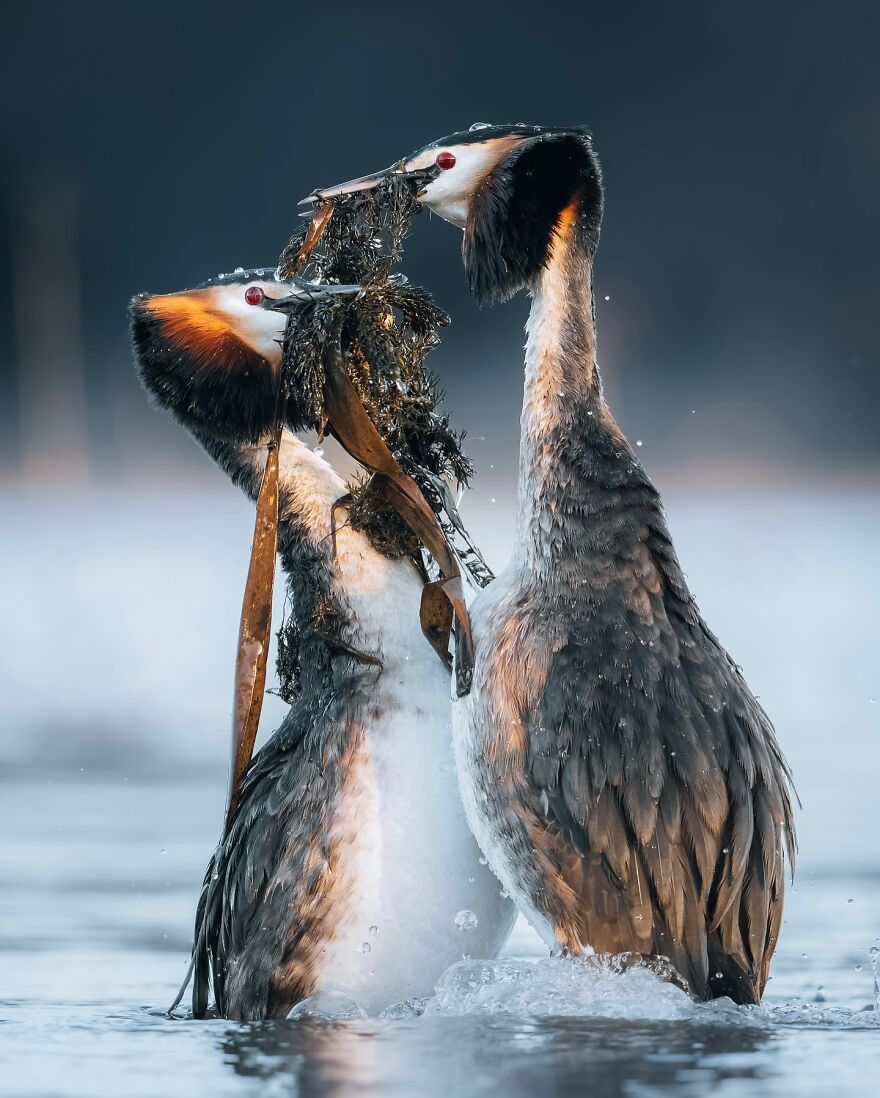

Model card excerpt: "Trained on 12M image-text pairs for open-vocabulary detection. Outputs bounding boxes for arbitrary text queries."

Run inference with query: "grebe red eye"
[244,286,264,306]
[436,150,456,170]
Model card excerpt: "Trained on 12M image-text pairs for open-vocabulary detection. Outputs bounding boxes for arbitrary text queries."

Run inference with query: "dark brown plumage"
[455,129,797,1004]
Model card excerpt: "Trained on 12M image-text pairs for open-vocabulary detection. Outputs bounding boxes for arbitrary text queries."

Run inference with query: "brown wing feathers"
[530,526,795,1004]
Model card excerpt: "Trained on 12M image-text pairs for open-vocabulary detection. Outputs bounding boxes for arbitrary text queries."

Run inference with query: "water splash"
[424,957,734,1023]
[287,990,367,1021]
[415,956,880,1029]
[284,955,880,1028]
[378,997,430,1019]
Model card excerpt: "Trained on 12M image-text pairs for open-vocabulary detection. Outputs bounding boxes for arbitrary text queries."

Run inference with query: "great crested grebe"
[130,269,514,1019]
[306,124,796,1004]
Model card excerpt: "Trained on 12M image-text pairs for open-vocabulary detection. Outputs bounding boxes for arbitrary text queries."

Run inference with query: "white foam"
[424,957,728,1022]
[378,998,430,1019]
[413,956,880,1029]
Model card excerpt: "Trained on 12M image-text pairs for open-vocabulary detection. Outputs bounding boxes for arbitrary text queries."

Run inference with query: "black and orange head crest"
[130,269,288,441]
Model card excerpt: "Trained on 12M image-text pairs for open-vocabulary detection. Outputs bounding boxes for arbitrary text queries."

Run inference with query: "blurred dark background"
[1,0,878,488]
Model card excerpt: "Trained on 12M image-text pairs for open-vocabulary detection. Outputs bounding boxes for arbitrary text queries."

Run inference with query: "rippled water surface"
[2,487,878,1096]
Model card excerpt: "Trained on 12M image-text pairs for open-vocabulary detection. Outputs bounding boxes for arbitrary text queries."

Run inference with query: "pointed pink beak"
[298,162,423,206]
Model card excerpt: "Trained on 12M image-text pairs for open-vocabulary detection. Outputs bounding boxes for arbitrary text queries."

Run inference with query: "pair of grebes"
[131,124,795,1020]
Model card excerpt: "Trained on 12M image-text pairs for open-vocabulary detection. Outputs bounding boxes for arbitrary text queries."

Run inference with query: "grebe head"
[131,268,293,365]
[302,123,603,305]
[130,270,362,439]
[130,268,290,439]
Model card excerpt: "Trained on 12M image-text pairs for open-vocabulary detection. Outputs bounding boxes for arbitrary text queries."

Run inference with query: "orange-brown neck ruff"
[146,292,261,371]
[130,288,284,443]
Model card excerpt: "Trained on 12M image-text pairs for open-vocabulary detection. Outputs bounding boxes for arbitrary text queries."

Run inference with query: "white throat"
[514,207,597,573]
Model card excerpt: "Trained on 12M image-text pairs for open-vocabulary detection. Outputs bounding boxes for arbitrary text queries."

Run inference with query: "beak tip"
[296,166,401,206]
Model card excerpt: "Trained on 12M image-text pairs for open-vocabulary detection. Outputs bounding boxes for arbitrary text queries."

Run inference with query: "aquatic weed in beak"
[274,173,492,586]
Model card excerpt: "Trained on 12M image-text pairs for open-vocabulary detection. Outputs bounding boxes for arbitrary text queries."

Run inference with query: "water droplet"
[313,445,324,456]
[360,942,371,954]
[160,848,166,856]
[490,497,496,503]
[604,294,610,301]
[369,925,378,936]
[455,909,479,931]
[467,876,475,883]
[636,440,643,447]
[469,122,493,131]
[478,856,488,866]
[848,898,855,904]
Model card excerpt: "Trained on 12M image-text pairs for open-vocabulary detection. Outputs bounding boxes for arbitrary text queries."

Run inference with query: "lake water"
[1,485,878,1096]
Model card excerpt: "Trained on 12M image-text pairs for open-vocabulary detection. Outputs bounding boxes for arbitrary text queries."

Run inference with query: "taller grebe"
[306,125,796,1003]
[130,269,514,1019]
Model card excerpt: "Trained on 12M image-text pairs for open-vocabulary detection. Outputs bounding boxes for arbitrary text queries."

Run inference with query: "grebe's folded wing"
[526,515,795,1003]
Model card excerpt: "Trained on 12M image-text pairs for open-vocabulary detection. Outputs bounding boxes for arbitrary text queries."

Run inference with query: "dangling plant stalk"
[225,205,333,834]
